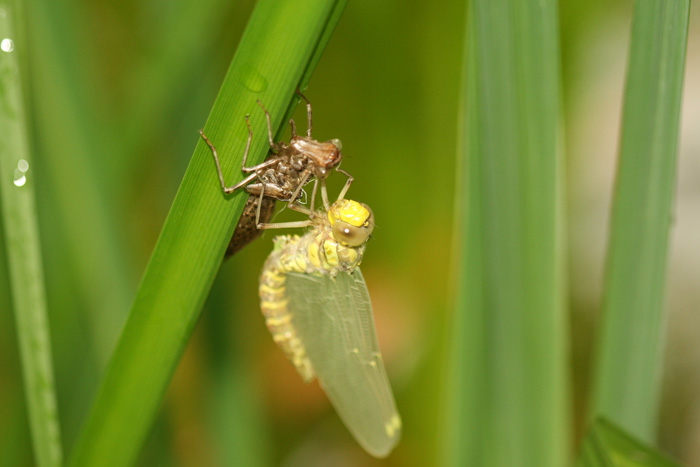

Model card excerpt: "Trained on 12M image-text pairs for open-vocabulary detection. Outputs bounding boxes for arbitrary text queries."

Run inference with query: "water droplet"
[13,160,29,186]
[239,65,268,93]
[1,38,14,53]
[0,9,5,18]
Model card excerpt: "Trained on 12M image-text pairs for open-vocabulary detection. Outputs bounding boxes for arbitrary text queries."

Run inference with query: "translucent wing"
[285,268,401,458]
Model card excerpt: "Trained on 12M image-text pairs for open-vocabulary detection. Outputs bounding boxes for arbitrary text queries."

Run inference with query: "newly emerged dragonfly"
[200,91,353,256]
[259,198,401,458]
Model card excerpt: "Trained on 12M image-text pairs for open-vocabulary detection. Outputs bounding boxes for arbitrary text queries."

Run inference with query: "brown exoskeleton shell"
[200,91,353,258]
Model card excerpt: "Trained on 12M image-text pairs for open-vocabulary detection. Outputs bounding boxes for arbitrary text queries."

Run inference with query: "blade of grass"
[68,1,346,465]
[577,418,680,467]
[590,0,690,441]
[441,15,487,465]
[0,5,63,466]
[443,0,568,465]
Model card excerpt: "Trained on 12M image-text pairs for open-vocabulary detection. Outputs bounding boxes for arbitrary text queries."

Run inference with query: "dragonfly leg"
[309,178,319,213]
[287,169,311,204]
[287,170,313,217]
[238,115,280,174]
[320,178,331,210]
[296,89,313,137]
[240,157,279,174]
[257,219,313,230]
[238,114,253,169]
[200,129,254,194]
[228,171,260,193]
[255,183,267,226]
[256,100,277,149]
[335,167,354,201]
[200,125,279,194]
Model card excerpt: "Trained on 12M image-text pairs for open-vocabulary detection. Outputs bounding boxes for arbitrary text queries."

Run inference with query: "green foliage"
[590,0,691,441]
[578,418,680,467]
[0,4,62,466]
[0,0,695,465]
[443,1,568,465]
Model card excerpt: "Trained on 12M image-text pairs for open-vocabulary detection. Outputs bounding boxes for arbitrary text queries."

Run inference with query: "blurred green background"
[1,0,699,465]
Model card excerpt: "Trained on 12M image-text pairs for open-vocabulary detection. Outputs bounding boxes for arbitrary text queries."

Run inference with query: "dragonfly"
[258,197,402,458]
[200,91,353,256]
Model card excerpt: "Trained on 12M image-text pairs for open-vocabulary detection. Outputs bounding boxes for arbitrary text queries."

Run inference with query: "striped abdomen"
[259,239,315,382]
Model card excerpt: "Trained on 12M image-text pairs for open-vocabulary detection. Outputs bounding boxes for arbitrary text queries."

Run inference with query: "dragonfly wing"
[285,269,401,458]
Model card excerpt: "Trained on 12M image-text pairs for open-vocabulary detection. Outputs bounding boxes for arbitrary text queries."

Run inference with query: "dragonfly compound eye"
[333,221,370,247]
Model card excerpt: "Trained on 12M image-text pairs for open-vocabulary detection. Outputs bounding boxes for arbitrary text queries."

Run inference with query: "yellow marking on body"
[280,259,299,274]
[265,314,292,326]
[308,240,321,268]
[260,283,284,295]
[263,277,285,289]
[294,254,307,271]
[280,251,305,273]
[385,413,402,438]
[265,269,285,282]
[338,247,358,265]
[323,240,339,266]
[279,258,291,271]
[328,199,371,227]
[272,333,292,343]
[261,299,288,310]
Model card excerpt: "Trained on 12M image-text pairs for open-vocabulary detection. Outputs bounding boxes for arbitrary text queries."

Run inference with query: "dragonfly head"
[328,199,375,247]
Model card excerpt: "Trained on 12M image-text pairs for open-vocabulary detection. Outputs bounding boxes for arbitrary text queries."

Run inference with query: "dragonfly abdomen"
[259,247,315,382]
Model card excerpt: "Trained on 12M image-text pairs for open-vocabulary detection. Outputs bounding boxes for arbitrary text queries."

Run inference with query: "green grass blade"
[590,0,690,441]
[441,17,486,466]
[443,0,568,465]
[68,1,346,465]
[577,418,680,467]
[0,5,63,466]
